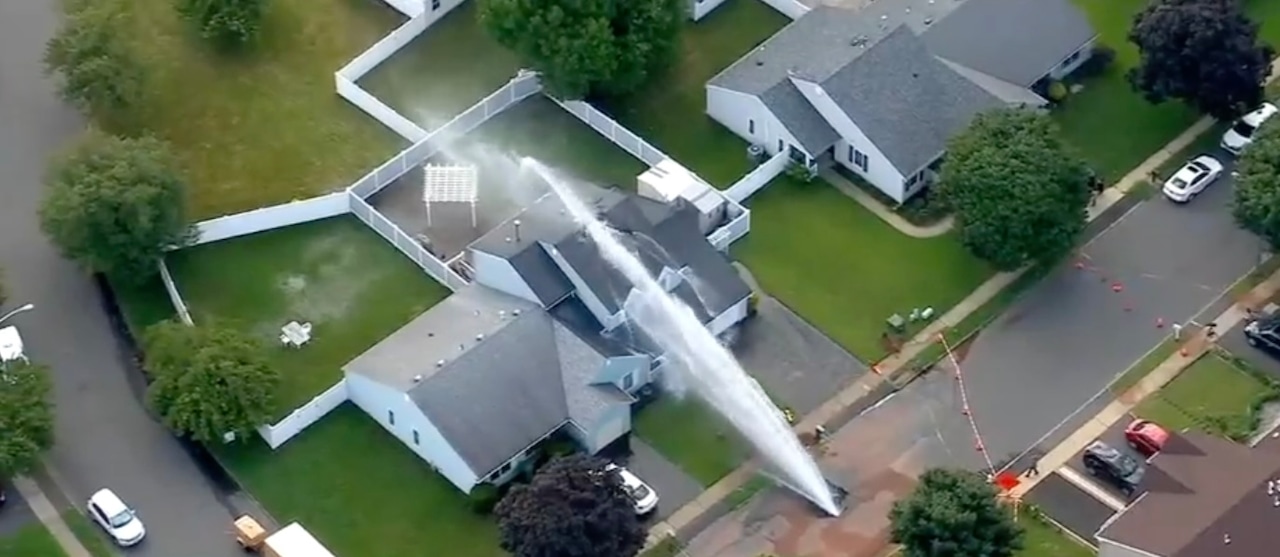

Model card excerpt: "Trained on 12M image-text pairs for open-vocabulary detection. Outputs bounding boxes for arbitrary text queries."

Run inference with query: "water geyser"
[521,157,841,517]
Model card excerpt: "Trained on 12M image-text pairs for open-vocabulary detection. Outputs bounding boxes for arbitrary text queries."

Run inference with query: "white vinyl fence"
[724,151,789,203]
[351,72,542,200]
[257,379,350,449]
[190,192,350,246]
[707,207,752,250]
[554,99,668,167]
[759,0,810,19]
[158,260,193,325]
[348,192,469,290]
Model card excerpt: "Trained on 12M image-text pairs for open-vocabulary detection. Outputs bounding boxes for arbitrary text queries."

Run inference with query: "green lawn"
[167,217,450,414]
[633,397,748,486]
[62,511,117,557]
[217,404,501,557]
[99,0,403,218]
[432,95,648,190]
[358,2,523,130]
[1017,514,1094,557]
[1060,0,1280,182]
[597,0,789,187]
[1135,352,1274,439]
[0,523,69,557]
[733,176,991,360]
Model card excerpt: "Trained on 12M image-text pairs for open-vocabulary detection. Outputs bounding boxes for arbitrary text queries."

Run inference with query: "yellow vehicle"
[233,516,336,557]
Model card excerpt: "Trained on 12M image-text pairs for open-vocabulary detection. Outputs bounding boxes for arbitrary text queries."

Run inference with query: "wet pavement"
[1024,473,1112,543]
[621,439,703,524]
[0,489,37,538]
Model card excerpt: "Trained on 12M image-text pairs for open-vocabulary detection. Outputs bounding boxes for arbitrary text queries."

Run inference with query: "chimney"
[513,219,522,242]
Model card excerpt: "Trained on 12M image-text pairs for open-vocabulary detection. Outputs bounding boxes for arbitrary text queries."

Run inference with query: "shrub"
[1046,80,1069,103]
[1077,44,1116,78]
[177,0,266,52]
[784,161,816,183]
[469,483,502,515]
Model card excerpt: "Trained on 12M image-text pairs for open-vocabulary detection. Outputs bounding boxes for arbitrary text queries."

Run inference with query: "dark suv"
[1244,315,1280,358]
[1082,441,1145,496]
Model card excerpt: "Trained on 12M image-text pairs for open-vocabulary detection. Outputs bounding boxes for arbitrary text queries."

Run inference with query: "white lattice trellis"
[422,164,478,227]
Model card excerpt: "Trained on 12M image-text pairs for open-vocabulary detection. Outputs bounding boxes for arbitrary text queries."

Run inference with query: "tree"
[177,0,267,52]
[937,108,1092,270]
[1232,121,1280,247]
[40,131,194,284]
[142,320,279,443]
[0,362,56,479]
[478,0,683,99]
[1128,0,1274,120]
[494,454,645,557]
[889,468,1023,557]
[44,2,144,118]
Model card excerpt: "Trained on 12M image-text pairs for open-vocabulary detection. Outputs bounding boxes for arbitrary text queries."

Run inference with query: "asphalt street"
[0,3,247,556]
[1024,473,1112,543]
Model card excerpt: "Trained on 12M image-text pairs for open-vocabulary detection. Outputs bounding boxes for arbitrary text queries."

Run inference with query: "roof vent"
[499,310,507,319]
[755,59,764,66]
[849,35,868,48]
[476,333,484,341]
[1269,480,1275,495]
[474,310,481,316]
[1224,534,1231,545]
[505,237,512,242]
[923,17,934,25]
[904,7,911,13]
[436,360,445,367]
[513,309,522,316]
[459,344,465,351]
[880,14,888,20]
[413,374,423,383]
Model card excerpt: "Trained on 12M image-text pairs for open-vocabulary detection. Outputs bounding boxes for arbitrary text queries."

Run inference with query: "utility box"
[262,523,337,557]
[637,159,726,234]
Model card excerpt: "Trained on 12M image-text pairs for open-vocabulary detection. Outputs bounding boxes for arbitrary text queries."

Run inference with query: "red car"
[1124,419,1170,457]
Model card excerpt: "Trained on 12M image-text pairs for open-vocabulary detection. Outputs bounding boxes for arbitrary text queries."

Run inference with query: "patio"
[165,216,451,414]
[368,95,648,258]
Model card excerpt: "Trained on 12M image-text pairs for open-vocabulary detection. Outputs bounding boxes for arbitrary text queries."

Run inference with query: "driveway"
[620,439,703,523]
[0,3,248,556]
[733,297,869,415]
[1024,473,1112,544]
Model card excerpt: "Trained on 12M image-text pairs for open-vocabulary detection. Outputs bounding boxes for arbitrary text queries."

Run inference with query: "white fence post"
[256,379,350,449]
[346,191,469,290]
[724,151,790,203]
[158,260,194,325]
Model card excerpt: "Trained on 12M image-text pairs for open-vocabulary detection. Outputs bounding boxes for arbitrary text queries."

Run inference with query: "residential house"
[1094,432,1280,557]
[342,185,751,494]
[706,0,1097,203]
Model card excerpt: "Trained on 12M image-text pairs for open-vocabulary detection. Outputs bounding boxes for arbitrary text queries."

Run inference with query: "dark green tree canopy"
[1232,121,1280,247]
[1128,0,1274,120]
[479,0,683,99]
[44,2,144,118]
[890,468,1024,557]
[0,362,56,479]
[40,131,194,284]
[178,0,267,52]
[495,454,646,557]
[938,107,1092,270]
[143,320,279,444]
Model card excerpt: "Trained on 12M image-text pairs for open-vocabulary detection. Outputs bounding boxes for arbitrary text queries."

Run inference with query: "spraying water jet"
[519,156,841,517]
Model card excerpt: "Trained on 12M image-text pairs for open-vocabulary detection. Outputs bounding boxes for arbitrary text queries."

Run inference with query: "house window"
[906,172,919,187]
[1063,49,1082,67]
[431,0,441,9]
[413,430,420,445]
[748,120,755,135]
[387,410,396,425]
[777,139,783,152]
[622,372,636,391]
[853,149,868,172]
[847,145,854,163]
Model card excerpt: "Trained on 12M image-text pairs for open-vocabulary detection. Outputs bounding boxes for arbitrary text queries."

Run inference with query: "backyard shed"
[637,159,726,234]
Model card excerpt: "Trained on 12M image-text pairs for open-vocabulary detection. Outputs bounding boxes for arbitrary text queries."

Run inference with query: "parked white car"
[1162,155,1224,203]
[1222,102,1278,155]
[606,464,659,515]
[87,488,146,547]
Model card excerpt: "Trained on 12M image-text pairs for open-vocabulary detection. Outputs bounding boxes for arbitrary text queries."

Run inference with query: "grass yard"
[358,2,523,131]
[62,511,117,557]
[633,396,748,486]
[167,217,450,414]
[217,404,502,557]
[1017,513,1094,557]
[431,96,648,190]
[1134,352,1275,440]
[101,0,404,218]
[733,176,991,360]
[1060,0,1280,182]
[0,523,69,557]
[597,0,790,187]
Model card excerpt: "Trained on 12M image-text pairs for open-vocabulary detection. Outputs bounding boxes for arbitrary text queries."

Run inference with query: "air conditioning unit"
[747,144,766,164]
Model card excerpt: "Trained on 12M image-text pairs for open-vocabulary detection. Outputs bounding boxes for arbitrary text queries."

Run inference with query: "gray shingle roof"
[922,0,1096,87]
[470,193,578,307]
[760,83,839,154]
[343,285,629,477]
[818,25,1006,174]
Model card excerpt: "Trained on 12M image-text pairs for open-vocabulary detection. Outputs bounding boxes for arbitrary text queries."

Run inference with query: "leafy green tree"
[44,2,144,118]
[479,0,683,99]
[143,320,279,443]
[890,468,1024,557]
[1128,0,1273,120]
[1232,121,1280,248]
[40,131,194,284]
[0,362,56,479]
[495,454,645,557]
[177,0,267,52]
[937,108,1092,270]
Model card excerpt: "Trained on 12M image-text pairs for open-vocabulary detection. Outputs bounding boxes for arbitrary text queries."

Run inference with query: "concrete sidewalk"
[12,477,91,557]
[1009,268,1280,499]
[642,98,1239,549]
